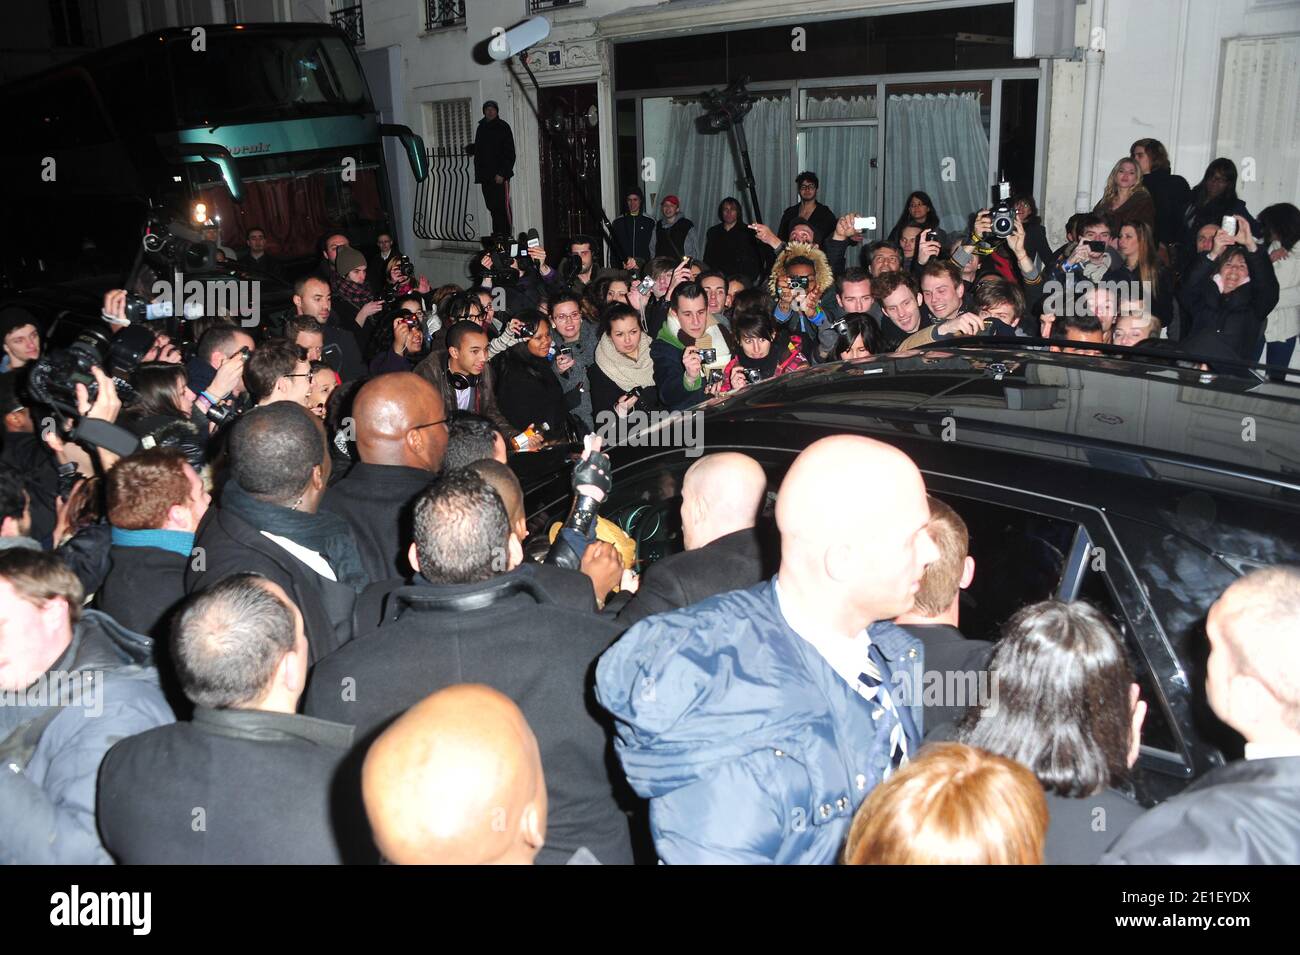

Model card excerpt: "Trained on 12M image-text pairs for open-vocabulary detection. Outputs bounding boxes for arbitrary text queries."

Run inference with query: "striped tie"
[859,641,908,775]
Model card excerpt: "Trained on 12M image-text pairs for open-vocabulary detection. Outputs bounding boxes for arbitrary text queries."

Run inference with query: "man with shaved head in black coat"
[321,372,447,583]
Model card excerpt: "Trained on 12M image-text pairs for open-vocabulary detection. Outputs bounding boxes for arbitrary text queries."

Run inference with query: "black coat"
[587,360,661,422]
[1044,788,1144,865]
[302,570,635,865]
[611,213,655,263]
[320,463,436,584]
[185,506,355,665]
[617,527,772,627]
[897,623,994,734]
[495,348,570,439]
[1141,168,1192,249]
[96,544,189,641]
[0,429,60,546]
[97,707,362,864]
[1101,756,1300,864]
[778,201,837,247]
[1179,245,1280,359]
[703,223,762,281]
[471,116,515,184]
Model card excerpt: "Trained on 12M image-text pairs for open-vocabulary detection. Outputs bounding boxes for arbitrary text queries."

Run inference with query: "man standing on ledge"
[470,100,515,237]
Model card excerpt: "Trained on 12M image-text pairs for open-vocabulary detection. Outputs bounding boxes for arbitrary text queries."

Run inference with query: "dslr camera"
[27,325,153,415]
[989,180,1015,239]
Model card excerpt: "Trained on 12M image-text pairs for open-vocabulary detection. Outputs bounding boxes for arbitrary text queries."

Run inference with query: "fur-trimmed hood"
[767,241,834,300]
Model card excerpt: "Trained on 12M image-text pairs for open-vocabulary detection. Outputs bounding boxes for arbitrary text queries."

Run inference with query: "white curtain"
[799,96,878,223]
[884,93,990,236]
[657,95,793,229]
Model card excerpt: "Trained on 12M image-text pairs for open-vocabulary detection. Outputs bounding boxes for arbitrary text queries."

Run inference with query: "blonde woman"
[1093,157,1155,235]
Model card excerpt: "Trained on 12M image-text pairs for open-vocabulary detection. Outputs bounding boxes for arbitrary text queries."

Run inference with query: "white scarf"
[665,314,732,370]
[595,332,655,392]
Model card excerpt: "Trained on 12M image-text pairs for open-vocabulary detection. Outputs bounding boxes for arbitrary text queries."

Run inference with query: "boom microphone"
[488,17,551,61]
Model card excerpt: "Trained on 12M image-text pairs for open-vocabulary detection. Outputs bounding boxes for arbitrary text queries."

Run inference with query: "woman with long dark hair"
[588,303,661,421]
[888,190,945,249]
[367,306,425,375]
[494,314,570,441]
[121,362,206,468]
[1257,202,1300,375]
[958,600,1147,864]
[828,313,882,361]
[1185,158,1257,243]
[719,306,808,392]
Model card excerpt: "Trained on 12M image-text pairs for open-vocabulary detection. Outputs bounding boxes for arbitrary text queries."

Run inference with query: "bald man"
[321,372,446,581]
[363,685,547,864]
[597,435,938,863]
[618,453,774,626]
[1103,565,1300,864]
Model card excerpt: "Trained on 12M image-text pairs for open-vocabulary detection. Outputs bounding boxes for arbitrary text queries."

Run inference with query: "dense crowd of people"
[0,137,1297,865]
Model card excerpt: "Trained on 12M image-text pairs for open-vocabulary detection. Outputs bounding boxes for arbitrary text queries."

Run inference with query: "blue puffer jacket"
[595,578,923,864]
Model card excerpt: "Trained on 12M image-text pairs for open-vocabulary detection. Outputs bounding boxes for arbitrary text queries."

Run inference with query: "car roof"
[698,345,1300,496]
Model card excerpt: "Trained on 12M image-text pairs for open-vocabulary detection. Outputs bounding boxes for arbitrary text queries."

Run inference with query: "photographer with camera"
[651,281,734,411]
[475,236,561,316]
[495,314,570,446]
[589,303,662,422]
[768,243,833,360]
[719,298,808,393]
[1045,214,1126,290]
[120,362,208,469]
[381,253,432,305]
[329,247,385,353]
[563,235,599,294]
[368,307,425,376]
[547,293,597,434]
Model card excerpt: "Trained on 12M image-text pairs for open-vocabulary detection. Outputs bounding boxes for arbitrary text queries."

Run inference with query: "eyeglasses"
[409,418,449,432]
[284,372,315,383]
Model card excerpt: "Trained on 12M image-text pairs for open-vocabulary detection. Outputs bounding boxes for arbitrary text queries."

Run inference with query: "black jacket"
[0,429,60,546]
[495,347,571,439]
[320,462,436,584]
[96,543,189,641]
[1044,788,1144,865]
[1141,168,1192,249]
[185,506,355,665]
[611,213,655,263]
[1179,246,1280,359]
[302,570,635,865]
[97,706,361,864]
[587,362,662,422]
[897,623,993,734]
[618,527,772,627]
[703,223,762,282]
[778,201,837,247]
[1101,756,1300,864]
[471,116,515,184]
[413,348,517,440]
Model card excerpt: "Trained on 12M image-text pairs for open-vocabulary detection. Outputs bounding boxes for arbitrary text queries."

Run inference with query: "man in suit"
[1103,565,1300,864]
[618,452,771,626]
[186,404,368,664]
[321,373,446,583]
[363,684,548,865]
[894,497,993,735]
[98,574,362,863]
[304,470,634,865]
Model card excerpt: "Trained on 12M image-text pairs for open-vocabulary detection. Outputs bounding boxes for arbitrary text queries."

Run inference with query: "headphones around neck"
[447,354,480,390]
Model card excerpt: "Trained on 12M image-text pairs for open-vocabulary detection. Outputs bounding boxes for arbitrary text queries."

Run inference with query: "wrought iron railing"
[331,4,365,46]
[412,147,477,242]
[425,0,466,30]
[528,0,584,11]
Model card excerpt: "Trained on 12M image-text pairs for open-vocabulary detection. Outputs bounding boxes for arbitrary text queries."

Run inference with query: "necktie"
[860,641,908,775]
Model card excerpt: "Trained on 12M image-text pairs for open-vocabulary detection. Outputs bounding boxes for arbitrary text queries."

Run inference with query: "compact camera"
[697,347,717,365]
[742,367,763,384]
[787,275,811,290]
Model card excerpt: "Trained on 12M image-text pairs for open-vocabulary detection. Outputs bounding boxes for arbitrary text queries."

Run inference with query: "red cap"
[662,195,680,207]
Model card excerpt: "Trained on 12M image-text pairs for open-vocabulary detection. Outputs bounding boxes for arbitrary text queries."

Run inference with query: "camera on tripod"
[142,217,217,273]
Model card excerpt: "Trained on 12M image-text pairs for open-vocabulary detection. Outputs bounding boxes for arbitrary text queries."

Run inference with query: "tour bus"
[0,22,426,292]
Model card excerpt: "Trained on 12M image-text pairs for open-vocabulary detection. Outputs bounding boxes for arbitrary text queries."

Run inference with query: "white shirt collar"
[260,531,337,582]
[1244,741,1300,761]
[774,576,871,689]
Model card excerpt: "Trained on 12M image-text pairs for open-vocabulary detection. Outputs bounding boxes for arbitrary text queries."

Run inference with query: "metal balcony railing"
[425,0,466,31]
[331,4,365,46]
[528,0,584,12]
[412,147,477,242]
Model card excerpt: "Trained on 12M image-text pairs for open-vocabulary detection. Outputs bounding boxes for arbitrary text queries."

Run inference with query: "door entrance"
[537,83,603,267]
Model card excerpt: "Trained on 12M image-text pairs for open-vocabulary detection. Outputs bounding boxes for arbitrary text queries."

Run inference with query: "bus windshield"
[167,33,368,127]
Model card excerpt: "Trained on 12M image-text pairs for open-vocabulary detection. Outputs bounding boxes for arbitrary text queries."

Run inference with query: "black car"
[521,345,1300,806]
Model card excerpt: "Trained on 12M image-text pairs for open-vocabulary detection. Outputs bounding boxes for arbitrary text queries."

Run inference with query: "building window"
[529,0,585,12]
[425,0,467,31]
[330,2,366,47]
[49,0,98,48]
[414,99,477,242]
